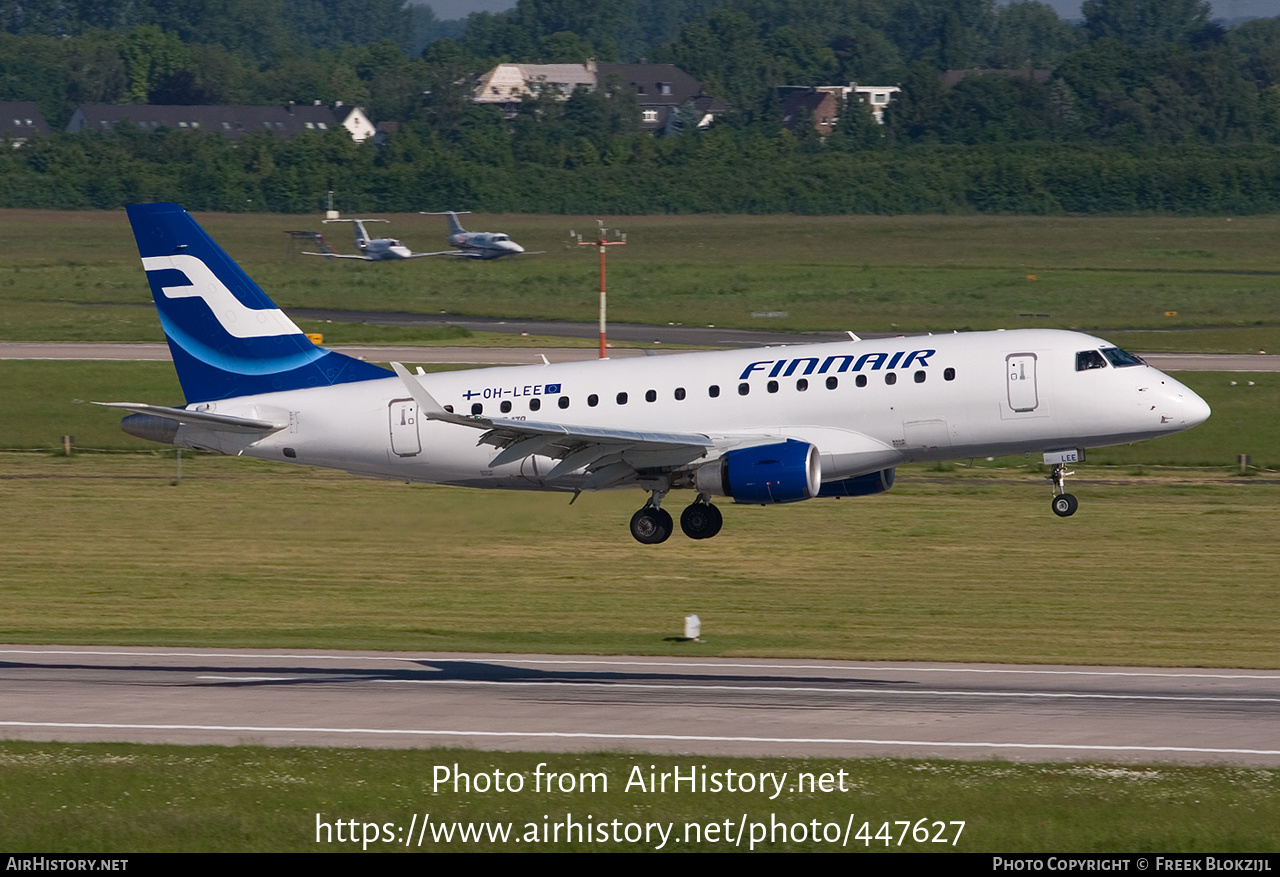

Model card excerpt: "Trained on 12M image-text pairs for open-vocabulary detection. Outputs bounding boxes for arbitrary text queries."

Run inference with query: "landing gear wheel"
[1051,493,1078,517]
[680,502,723,540]
[630,507,673,544]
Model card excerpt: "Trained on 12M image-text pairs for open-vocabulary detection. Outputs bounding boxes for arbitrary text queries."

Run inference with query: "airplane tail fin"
[127,203,390,403]
[444,212,467,235]
[421,211,472,236]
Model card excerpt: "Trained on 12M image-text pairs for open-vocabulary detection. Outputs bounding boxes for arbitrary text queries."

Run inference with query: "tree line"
[4,0,1280,214]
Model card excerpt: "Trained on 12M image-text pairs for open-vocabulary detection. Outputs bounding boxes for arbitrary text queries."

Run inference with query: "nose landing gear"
[1048,463,1078,517]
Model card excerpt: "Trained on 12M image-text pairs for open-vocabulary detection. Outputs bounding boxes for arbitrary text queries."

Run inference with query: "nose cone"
[506,241,524,254]
[1181,387,1211,428]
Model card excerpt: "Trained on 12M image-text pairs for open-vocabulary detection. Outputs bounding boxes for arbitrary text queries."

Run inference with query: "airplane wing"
[448,251,544,259]
[302,251,373,260]
[93,402,285,434]
[390,363,715,488]
[402,250,465,259]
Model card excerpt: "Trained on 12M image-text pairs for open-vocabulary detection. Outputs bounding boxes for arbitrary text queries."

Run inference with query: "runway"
[1,342,1277,371]
[2,645,1279,765]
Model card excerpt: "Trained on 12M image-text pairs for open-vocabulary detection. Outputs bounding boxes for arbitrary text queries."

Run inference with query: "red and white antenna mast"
[574,220,626,359]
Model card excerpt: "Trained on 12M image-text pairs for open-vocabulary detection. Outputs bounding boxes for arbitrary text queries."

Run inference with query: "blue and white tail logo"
[127,203,389,402]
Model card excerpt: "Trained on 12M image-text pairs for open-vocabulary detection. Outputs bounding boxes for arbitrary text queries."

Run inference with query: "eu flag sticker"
[544,383,562,394]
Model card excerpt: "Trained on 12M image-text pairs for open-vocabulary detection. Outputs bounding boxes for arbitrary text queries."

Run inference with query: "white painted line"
[3,648,1279,681]
[372,678,1280,704]
[2,721,1278,757]
[196,676,300,682]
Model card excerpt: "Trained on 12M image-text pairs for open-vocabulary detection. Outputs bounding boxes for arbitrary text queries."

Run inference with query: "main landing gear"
[1048,463,1079,518]
[629,491,724,543]
[679,497,723,540]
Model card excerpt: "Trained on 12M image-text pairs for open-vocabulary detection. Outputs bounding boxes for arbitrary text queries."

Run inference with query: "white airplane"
[103,204,1211,543]
[304,218,446,261]
[420,211,535,259]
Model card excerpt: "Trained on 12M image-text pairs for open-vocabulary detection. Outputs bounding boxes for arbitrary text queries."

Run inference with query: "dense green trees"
[5,0,1280,215]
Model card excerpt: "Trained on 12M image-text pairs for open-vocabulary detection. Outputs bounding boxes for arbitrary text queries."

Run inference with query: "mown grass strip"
[0,743,1276,852]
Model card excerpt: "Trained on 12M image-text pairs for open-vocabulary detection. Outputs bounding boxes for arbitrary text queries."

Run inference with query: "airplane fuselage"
[448,232,526,259]
[358,238,415,260]
[167,329,1208,493]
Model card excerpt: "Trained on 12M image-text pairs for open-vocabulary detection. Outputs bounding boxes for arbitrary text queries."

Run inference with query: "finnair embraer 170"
[104,204,1211,543]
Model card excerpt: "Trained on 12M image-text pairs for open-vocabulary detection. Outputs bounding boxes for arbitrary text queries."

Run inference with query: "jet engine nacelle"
[817,467,896,497]
[695,439,821,504]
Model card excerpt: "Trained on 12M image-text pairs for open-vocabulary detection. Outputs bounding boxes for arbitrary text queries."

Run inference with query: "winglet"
[390,362,478,428]
[390,362,448,415]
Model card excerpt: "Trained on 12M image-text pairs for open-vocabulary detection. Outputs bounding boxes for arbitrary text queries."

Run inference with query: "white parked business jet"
[304,218,445,261]
[420,211,536,259]
[103,204,1210,543]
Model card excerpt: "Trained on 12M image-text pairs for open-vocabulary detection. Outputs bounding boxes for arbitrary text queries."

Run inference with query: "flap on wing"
[94,402,284,434]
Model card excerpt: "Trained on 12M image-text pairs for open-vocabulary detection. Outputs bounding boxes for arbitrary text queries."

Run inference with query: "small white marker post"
[684,614,701,642]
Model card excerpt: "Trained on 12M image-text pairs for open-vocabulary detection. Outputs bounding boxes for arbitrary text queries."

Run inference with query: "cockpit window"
[1101,347,1145,367]
[1076,350,1107,371]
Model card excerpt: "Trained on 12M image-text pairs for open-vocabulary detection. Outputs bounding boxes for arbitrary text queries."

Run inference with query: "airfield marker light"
[576,220,626,359]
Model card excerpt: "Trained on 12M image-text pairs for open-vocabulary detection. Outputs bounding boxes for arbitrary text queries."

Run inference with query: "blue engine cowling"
[817,467,896,498]
[701,440,822,504]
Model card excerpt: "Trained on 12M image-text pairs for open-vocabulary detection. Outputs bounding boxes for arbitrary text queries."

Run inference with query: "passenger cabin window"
[796,379,808,391]
[885,372,897,385]
[529,398,541,411]
[617,392,628,405]
[500,401,512,413]
[944,368,956,381]
[471,403,483,415]
[558,396,569,409]
[709,385,720,398]
[588,394,599,407]
[1076,350,1108,371]
[767,380,779,393]
[674,387,686,400]
[1102,347,1145,368]
[855,375,867,388]
[645,389,657,402]
[914,370,926,383]
[826,376,838,390]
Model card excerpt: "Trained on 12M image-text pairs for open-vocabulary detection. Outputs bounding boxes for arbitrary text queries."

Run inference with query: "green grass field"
[3,210,1280,349]
[1,451,1276,667]
[2,744,1276,852]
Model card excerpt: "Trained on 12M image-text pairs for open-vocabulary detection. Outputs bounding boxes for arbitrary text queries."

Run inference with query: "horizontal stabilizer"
[94,402,284,434]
